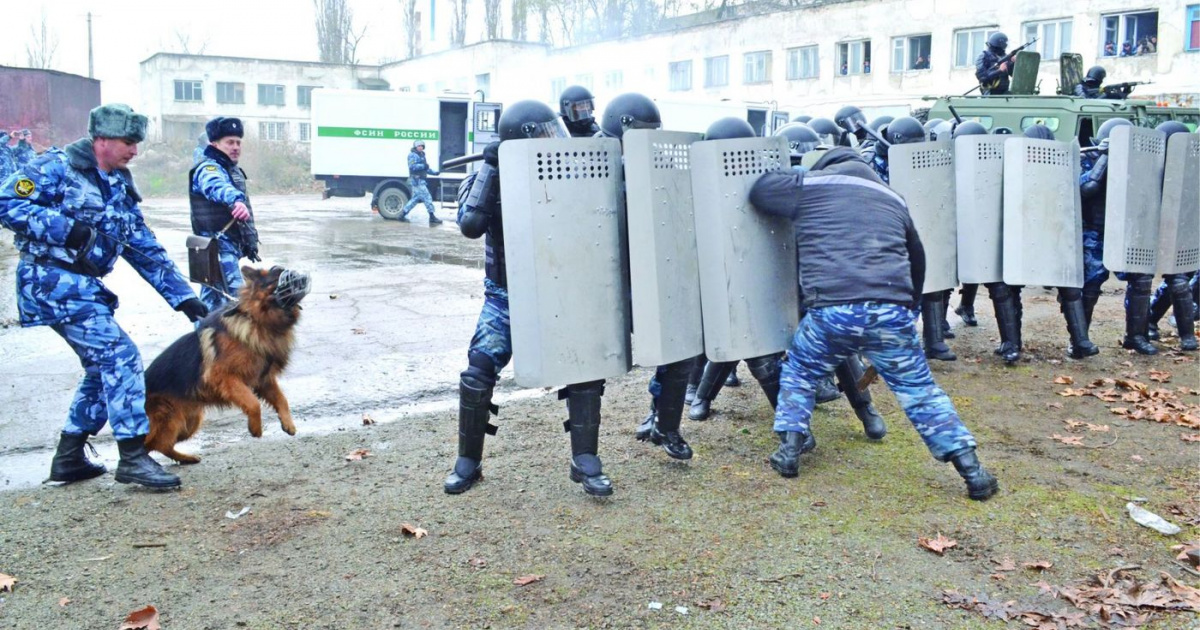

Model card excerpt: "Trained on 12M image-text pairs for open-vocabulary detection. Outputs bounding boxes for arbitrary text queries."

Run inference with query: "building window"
[604,70,623,91]
[743,50,772,84]
[297,86,319,108]
[299,122,311,143]
[215,82,244,104]
[836,40,871,75]
[891,34,932,72]
[786,45,819,80]
[1102,11,1159,57]
[668,61,692,91]
[174,80,203,102]
[258,121,288,141]
[1024,18,1073,60]
[549,77,565,102]
[704,55,729,87]
[954,27,998,68]
[475,73,491,97]
[258,84,286,106]
[1189,5,1200,51]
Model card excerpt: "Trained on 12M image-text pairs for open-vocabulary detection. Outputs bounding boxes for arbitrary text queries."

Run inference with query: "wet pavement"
[0,195,537,490]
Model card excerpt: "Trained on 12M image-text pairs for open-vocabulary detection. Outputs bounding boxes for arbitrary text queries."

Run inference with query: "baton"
[947,105,964,125]
[854,121,891,149]
[441,153,484,170]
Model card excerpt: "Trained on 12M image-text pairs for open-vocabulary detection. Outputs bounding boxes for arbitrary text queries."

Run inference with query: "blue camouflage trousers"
[197,233,243,313]
[775,302,976,461]
[402,180,437,217]
[49,313,150,440]
[467,278,513,380]
[1083,229,1108,294]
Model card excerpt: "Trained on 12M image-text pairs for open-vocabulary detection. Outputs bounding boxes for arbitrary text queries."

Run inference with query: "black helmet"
[952,121,988,138]
[992,127,1014,135]
[774,123,821,159]
[600,92,661,139]
[1084,66,1107,87]
[808,117,840,144]
[791,115,813,124]
[868,116,894,132]
[1155,121,1190,137]
[886,117,926,146]
[987,32,1008,51]
[498,100,569,141]
[922,118,946,134]
[559,85,596,124]
[704,117,755,140]
[1096,118,1132,142]
[833,105,868,134]
[929,120,955,142]
[1023,124,1055,141]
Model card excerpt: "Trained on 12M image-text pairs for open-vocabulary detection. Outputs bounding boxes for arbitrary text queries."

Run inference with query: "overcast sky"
[0,0,403,104]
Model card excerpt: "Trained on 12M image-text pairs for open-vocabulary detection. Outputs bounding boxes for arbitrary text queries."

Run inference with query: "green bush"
[130,139,322,198]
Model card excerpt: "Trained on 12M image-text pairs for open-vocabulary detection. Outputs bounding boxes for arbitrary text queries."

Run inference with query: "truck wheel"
[374,185,409,220]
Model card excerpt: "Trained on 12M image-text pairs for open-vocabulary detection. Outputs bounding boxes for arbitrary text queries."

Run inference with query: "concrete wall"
[0,66,100,149]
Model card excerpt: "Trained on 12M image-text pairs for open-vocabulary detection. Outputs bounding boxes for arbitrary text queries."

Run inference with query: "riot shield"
[498,137,631,388]
[1103,125,1167,273]
[1157,133,1200,275]
[954,135,1006,284]
[888,140,958,293]
[690,136,797,362]
[623,129,705,366]
[1002,137,1083,288]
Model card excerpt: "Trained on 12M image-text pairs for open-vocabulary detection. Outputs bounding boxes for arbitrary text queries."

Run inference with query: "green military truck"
[922,53,1199,145]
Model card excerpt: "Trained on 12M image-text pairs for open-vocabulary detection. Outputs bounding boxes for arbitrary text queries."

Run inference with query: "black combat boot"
[942,290,955,339]
[1082,292,1100,328]
[1171,277,1199,351]
[48,432,107,483]
[836,357,886,440]
[956,284,979,326]
[114,435,180,488]
[769,430,815,478]
[444,377,497,494]
[1122,276,1158,355]
[724,368,741,387]
[1061,293,1099,359]
[947,448,999,501]
[564,382,613,497]
[428,213,444,225]
[745,354,782,410]
[815,376,840,403]
[1147,289,1171,341]
[685,356,704,404]
[922,294,956,361]
[689,361,734,421]
[991,288,1022,365]
[636,361,693,460]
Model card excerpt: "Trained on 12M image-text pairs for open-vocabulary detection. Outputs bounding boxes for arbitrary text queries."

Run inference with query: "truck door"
[748,109,768,136]
[772,111,790,134]
[439,100,469,170]
[472,102,502,154]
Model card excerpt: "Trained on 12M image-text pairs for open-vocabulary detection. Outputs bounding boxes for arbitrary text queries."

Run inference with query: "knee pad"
[1058,287,1082,302]
[462,352,498,389]
[986,282,1012,301]
[745,354,781,381]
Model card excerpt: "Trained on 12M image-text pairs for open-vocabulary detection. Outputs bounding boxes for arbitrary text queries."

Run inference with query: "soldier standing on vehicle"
[975,32,1013,96]
[1074,66,1106,98]
[191,116,260,312]
[0,104,209,489]
[400,140,441,224]
[748,147,998,501]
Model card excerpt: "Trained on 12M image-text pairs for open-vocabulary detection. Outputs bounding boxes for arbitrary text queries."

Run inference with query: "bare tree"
[484,0,503,40]
[172,29,209,55]
[450,0,468,46]
[511,0,529,41]
[401,0,420,58]
[314,0,366,64]
[25,11,58,70]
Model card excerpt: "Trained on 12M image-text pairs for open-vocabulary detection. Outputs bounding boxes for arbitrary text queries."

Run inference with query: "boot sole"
[114,473,180,489]
[48,466,107,483]
[968,480,1000,501]
[569,467,614,496]
[444,468,482,495]
[770,460,799,478]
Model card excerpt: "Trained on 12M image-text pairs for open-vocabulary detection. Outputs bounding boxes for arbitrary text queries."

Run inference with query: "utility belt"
[21,253,102,277]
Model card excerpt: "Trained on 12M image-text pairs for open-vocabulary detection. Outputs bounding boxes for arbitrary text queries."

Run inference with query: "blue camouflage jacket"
[0,134,14,183]
[0,138,195,326]
[407,148,431,182]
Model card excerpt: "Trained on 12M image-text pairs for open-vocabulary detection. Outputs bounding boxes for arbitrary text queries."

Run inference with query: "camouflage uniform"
[467,278,513,375]
[0,132,14,183]
[0,139,197,440]
[775,302,976,461]
[402,148,438,219]
[13,139,35,168]
[191,148,257,311]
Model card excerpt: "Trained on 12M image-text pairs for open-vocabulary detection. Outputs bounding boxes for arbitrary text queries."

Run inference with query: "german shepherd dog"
[144,266,311,463]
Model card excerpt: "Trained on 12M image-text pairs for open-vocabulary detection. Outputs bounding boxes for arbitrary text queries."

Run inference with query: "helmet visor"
[789,140,818,157]
[620,115,662,132]
[521,118,571,139]
[564,99,595,123]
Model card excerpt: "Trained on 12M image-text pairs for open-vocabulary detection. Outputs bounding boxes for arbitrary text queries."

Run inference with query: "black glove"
[65,222,94,250]
[482,141,500,167]
[244,244,261,263]
[175,298,209,323]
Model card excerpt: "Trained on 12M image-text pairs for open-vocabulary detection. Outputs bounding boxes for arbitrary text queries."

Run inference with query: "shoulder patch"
[14,178,35,198]
[204,165,218,172]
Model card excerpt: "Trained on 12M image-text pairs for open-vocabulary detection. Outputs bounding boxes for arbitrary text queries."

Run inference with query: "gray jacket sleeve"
[749,170,804,219]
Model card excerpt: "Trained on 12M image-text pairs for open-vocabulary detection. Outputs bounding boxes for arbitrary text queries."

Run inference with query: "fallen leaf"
[1050,434,1085,446]
[1023,560,1053,571]
[400,523,427,539]
[1149,370,1172,383]
[813,616,821,625]
[1064,419,1087,430]
[1046,402,1064,410]
[1053,375,1075,385]
[1116,379,1148,391]
[918,533,958,555]
[810,501,827,507]
[1110,407,1130,416]
[0,573,13,592]
[1085,423,1110,432]
[120,605,161,630]
[696,598,726,612]
[1131,454,1143,462]
[345,448,371,461]
[1182,434,1200,442]
[1058,388,1088,397]
[468,556,487,569]
[1173,542,1200,567]
[1121,360,1134,367]
[513,574,544,586]
[361,413,375,426]
[58,597,69,607]
[992,557,1017,571]
[990,573,1007,581]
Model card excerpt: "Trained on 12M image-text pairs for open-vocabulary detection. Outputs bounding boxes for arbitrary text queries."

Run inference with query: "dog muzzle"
[273,269,311,309]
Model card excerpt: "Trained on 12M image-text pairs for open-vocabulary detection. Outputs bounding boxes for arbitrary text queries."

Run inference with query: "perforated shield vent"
[1125,247,1155,268]
[535,151,611,180]
[911,147,953,169]
[652,143,691,170]
[1025,145,1070,166]
[977,143,1003,161]
[721,148,784,177]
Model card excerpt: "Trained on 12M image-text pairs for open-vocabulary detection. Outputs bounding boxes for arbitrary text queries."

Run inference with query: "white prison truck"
[310,89,502,219]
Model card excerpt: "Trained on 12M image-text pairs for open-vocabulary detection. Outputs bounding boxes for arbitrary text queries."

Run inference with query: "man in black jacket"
[747,148,998,501]
[975,32,1013,95]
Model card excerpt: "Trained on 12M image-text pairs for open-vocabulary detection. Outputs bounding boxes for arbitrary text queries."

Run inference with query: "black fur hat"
[206,117,244,142]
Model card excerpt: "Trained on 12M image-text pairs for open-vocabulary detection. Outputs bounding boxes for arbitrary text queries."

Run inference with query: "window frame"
[890,33,932,73]
[258,121,288,142]
[743,50,772,84]
[173,79,203,102]
[1186,5,1199,51]
[835,40,872,76]
[297,85,319,108]
[785,45,819,80]
[1022,17,1074,60]
[704,55,730,88]
[953,27,999,68]
[215,82,244,105]
[1099,9,1160,57]
[668,60,693,91]
[298,122,311,143]
[257,84,286,106]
